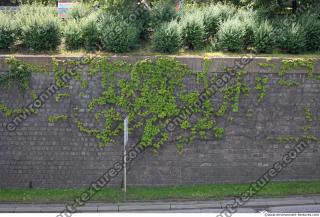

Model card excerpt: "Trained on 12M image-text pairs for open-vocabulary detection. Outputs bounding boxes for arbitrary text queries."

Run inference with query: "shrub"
[20,15,61,51]
[151,20,181,53]
[104,0,150,40]
[214,3,237,22]
[299,14,320,51]
[0,12,18,49]
[82,12,101,50]
[131,5,151,40]
[180,11,205,50]
[202,6,221,41]
[253,20,274,53]
[276,21,306,54]
[64,20,84,50]
[217,18,246,52]
[150,0,177,28]
[17,5,61,51]
[235,9,256,47]
[68,3,92,20]
[99,15,139,53]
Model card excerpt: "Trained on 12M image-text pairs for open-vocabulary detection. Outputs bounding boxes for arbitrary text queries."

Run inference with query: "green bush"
[64,20,84,50]
[104,0,150,40]
[99,15,139,53]
[299,14,320,51]
[214,3,237,22]
[68,3,92,20]
[0,12,18,49]
[217,18,246,52]
[202,6,221,41]
[180,11,205,50]
[82,13,101,50]
[17,4,57,17]
[235,9,256,47]
[150,0,177,28]
[17,5,61,51]
[20,15,61,51]
[151,20,181,53]
[253,20,274,53]
[276,21,306,54]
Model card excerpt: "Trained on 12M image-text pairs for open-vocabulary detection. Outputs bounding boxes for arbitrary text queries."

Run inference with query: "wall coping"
[0,55,319,74]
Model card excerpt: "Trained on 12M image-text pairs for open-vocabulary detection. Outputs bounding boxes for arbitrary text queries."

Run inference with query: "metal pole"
[123,116,129,193]
[123,142,126,192]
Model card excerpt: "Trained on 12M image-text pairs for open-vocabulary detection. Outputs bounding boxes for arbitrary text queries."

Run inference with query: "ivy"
[55,93,70,102]
[304,107,313,122]
[258,62,276,70]
[3,56,319,152]
[0,57,32,93]
[277,79,299,88]
[0,102,36,117]
[213,127,224,140]
[48,114,69,123]
[255,76,270,103]
[279,59,315,78]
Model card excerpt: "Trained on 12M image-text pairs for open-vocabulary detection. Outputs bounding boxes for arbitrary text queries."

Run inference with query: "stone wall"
[0,55,319,188]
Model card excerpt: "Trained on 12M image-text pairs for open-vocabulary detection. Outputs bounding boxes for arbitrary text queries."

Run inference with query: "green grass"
[1,180,320,203]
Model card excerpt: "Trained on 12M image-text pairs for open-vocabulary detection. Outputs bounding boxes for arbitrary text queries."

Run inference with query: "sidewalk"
[0,195,319,213]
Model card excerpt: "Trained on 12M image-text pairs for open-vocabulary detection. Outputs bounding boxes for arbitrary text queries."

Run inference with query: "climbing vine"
[255,76,270,103]
[1,56,319,151]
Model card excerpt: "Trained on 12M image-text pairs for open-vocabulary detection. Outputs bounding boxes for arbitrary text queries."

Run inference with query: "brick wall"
[0,55,319,188]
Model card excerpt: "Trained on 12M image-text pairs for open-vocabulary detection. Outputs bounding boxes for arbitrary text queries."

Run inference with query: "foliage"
[255,76,270,102]
[253,20,275,53]
[0,57,32,93]
[217,18,246,52]
[150,0,177,30]
[277,79,299,88]
[151,20,181,53]
[0,102,35,118]
[180,11,205,50]
[303,107,313,122]
[202,5,221,41]
[99,15,139,53]
[55,93,71,103]
[235,9,256,47]
[48,114,69,123]
[64,19,84,50]
[68,3,92,20]
[0,12,18,50]
[82,12,101,50]
[1,180,320,202]
[213,2,237,22]
[213,127,224,140]
[299,14,320,51]
[18,5,61,51]
[276,21,306,54]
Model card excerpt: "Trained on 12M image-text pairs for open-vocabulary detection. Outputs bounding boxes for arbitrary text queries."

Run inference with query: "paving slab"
[142,208,256,213]
[97,205,119,212]
[15,206,42,212]
[171,202,221,210]
[312,196,320,204]
[119,204,170,212]
[75,205,98,212]
[40,206,65,213]
[264,197,316,207]
[0,207,16,212]
[220,196,318,208]
[268,205,320,213]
